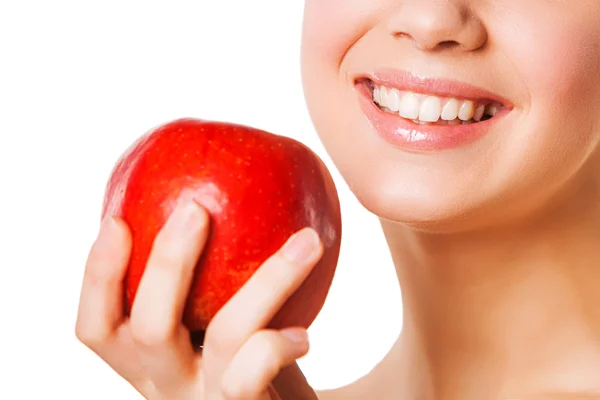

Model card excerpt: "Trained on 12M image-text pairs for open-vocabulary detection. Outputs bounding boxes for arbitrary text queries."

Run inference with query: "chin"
[340,168,487,233]
[338,152,554,234]
[348,161,592,235]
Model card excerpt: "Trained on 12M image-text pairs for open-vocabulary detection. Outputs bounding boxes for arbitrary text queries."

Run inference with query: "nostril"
[386,2,487,53]
[416,40,461,52]
[438,40,460,49]
[392,31,412,41]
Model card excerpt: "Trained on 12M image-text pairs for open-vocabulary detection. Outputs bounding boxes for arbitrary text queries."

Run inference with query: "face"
[301,1,600,233]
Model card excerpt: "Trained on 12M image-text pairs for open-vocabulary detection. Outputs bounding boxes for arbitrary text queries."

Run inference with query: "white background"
[0,1,401,398]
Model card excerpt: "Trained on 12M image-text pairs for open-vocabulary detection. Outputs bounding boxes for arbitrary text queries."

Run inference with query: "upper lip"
[358,68,512,107]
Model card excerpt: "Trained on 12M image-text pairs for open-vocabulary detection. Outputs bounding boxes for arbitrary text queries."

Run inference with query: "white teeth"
[379,86,389,106]
[387,89,401,112]
[399,93,420,120]
[441,98,460,121]
[372,84,504,124]
[473,104,485,122]
[458,100,475,121]
[419,96,442,122]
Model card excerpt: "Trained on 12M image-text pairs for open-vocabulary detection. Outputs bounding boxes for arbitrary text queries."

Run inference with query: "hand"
[75,199,323,399]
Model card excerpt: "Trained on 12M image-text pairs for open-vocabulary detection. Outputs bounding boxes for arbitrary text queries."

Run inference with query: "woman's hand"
[75,199,323,399]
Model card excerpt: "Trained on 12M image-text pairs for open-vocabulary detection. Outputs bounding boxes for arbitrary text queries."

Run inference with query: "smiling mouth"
[358,78,506,126]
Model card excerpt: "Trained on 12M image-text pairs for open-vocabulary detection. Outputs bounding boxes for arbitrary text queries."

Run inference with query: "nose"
[387,1,487,52]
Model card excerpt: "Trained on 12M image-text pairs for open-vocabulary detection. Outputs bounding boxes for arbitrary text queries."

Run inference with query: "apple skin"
[102,118,342,333]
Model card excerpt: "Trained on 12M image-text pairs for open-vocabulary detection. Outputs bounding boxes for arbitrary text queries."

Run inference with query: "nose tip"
[387,2,487,52]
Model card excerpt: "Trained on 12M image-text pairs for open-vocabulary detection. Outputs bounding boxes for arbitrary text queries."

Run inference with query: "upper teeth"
[373,85,502,124]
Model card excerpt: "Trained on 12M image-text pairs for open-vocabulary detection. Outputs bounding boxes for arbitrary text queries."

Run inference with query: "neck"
[382,172,600,398]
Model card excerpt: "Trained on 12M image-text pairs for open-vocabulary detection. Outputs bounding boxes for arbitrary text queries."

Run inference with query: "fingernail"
[169,200,205,232]
[281,228,320,263]
[281,327,309,344]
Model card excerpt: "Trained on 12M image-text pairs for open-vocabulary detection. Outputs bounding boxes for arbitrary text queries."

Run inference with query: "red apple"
[102,118,342,333]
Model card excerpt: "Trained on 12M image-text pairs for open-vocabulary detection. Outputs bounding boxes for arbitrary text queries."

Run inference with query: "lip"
[355,69,513,152]
[369,69,513,105]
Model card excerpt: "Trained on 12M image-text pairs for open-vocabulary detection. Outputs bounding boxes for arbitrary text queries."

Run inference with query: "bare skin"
[310,156,600,398]
[76,201,325,400]
[76,0,600,399]
[298,0,600,398]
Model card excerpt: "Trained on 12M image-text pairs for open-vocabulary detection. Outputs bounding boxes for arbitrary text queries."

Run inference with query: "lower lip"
[356,82,508,152]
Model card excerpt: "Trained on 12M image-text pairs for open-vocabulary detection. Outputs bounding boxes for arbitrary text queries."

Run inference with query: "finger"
[75,216,131,350]
[219,328,309,400]
[75,218,156,394]
[205,228,322,366]
[129,199,209,393]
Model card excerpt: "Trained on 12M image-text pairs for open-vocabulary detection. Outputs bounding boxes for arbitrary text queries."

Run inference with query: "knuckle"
[151,234,184,267]
[75,322,109,349]
[84,245,129,287]
[83,262,120,287]
[219,366,267,400]
[220,376,248,400]
[251,331,285,378]
[219,375,244,399]
[204,324,238,355]
[85,246,119,282]
[86,241,105,264]
[129,317,174,348]
[87,220,127,261]
[218,332,286,399]
[262,256,299,288]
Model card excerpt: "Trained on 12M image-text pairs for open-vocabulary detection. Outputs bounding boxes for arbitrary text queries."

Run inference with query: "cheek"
[300,1,600,230]
[496,7,600,185]
[503,7,600,124]
[301,0,374,165]
[302,0,375,68]
[519,35,599,116]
